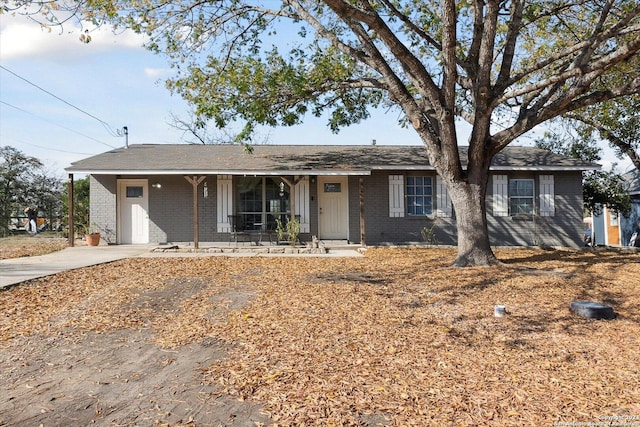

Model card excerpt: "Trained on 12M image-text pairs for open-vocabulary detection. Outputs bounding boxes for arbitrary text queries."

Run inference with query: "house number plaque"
[324,183,342,193]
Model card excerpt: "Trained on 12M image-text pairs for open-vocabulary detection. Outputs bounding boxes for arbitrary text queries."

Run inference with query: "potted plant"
[85,231,101,246]
[80,223,101,246]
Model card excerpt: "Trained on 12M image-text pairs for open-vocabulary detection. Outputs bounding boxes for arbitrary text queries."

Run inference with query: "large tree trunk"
[446,172,499,267]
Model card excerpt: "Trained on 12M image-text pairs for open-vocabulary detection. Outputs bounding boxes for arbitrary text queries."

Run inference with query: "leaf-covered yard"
[0,235,67,260]
[1,247,639,426]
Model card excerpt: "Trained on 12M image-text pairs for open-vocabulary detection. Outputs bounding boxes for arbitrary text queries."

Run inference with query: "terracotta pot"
[85,233,101,246]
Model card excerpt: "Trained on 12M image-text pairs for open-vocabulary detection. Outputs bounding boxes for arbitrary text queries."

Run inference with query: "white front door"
[318,176,348,240]
[118,179,149,244]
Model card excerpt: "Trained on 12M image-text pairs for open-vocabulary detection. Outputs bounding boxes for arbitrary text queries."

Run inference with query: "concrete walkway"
[0,245,151,289]
[0,244,363,288]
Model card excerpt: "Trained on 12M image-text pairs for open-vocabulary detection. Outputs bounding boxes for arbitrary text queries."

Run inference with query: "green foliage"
[583,171,631,216]
[275,216,300,246]
[62,177,90,236]
[166,46,382,138]
[535,129,601,162]
[0,146,51,237]
[31,170,64,230]
[566,94,640,171]
[420,221,439,246]
[10,1,640,148]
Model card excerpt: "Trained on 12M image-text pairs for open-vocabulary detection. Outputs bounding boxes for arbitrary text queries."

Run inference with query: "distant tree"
[583,173,631,216]
[0,146,43,236]
[13,1,640,265]
[30,170,65,231]
[558,53,640,171]
[535,129,630,216]
[565,98,640,171]
[61,177,90,236]
[168,112,262,152]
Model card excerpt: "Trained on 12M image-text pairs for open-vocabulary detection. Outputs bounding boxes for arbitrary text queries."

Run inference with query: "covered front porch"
[68,172,368,248]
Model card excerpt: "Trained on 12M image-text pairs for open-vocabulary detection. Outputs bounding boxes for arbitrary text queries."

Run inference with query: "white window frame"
[406,176,434,216]
[494,174,555,218]
[509,178,535,216]
[219,175,310,232]
[390,175,452,218]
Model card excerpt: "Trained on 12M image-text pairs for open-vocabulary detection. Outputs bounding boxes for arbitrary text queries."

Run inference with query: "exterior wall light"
[152,183,162,189]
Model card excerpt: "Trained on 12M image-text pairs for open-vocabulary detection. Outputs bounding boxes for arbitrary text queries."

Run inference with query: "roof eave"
[66,165,599,175]
[371,166,599,171]
[65,168,372,176]
[489,165,601,171]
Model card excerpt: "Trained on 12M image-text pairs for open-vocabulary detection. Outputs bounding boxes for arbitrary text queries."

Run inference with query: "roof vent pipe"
[123,126,128,149]
[371,139,376,146]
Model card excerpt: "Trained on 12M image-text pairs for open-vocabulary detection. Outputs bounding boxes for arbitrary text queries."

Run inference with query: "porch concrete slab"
[0,245,151,289]
[138,250,362,258]
[139,247,364,258]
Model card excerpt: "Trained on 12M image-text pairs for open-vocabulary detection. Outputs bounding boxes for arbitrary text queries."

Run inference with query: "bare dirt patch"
[0,330,268,426]
[0,259,269,426]
[1,248,639,426]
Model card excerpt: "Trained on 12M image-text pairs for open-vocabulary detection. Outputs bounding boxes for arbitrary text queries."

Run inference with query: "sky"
[0,12,634,180]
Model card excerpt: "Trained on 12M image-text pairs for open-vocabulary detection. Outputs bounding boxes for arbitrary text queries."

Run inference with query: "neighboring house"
[65,144,597,247]
[592,207,621,246]
[620,169,640,246]
[591,169,640,247]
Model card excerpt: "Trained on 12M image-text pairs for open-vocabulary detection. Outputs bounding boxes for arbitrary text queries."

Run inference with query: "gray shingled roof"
[623,169,640,195]
[66,144,599,175]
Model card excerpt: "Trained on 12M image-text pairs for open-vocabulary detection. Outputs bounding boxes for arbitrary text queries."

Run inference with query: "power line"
[0,133,95,156]
[0,65,124,138]
[0,100,116,149]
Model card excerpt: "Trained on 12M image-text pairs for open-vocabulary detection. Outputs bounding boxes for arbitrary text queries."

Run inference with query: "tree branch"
[378,0,443,52]
[286,1,373,68]
[492,73,640,152]
[494,0,525,93]
[566,113,640,170]
[322,0,441,109]
[465,0,485,79]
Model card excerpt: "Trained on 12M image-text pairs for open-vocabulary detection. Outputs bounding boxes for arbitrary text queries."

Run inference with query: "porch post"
[281,176,302,224]
[68,173,74,247]
[290,180,295,225]
[184,175,206,249]
[360,177,366,247]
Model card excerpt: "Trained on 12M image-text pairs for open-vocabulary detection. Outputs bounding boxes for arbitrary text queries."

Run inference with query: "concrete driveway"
[0,245,151,289]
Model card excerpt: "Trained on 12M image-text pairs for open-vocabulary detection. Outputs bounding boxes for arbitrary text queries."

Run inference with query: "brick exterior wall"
[89,175,117,244]
[352,172,458,246]
[347,170,583,247]
[147,175,218,244]
[486,171,583,247]
[89,170,585,248]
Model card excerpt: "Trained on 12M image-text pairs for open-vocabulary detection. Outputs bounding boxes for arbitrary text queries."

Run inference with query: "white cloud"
[0,15,147,62]
[144,67,171,78]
